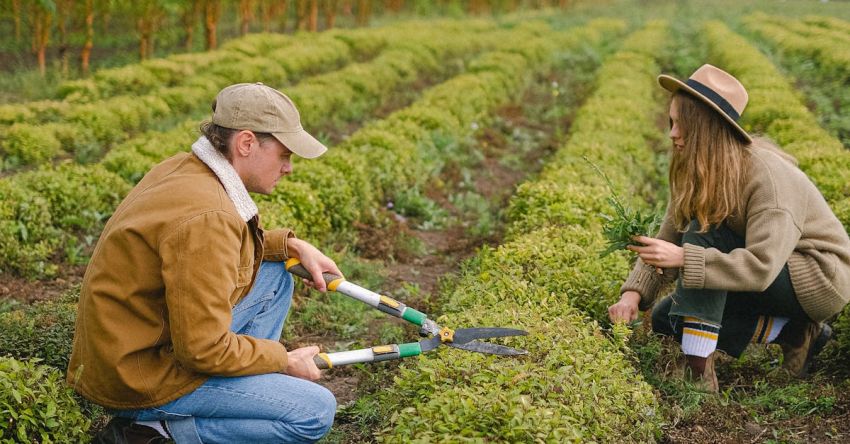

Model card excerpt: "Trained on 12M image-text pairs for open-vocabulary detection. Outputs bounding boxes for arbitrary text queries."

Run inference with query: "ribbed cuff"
[682,243,706,289]
[621,262,665,311]
[787,253,847,322]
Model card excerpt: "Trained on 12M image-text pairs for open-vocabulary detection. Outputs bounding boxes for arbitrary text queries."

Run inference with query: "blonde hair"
[669,91,750,232]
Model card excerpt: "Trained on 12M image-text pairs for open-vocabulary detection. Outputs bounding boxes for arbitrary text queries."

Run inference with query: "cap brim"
[273,129,328,159]
[657,74,752,144]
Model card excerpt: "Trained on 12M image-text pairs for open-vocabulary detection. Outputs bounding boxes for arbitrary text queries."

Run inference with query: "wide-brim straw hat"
[658,64,752,144]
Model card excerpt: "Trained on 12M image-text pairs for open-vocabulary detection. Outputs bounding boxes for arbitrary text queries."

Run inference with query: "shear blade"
[452,327,528,344]
[449,340,527,356]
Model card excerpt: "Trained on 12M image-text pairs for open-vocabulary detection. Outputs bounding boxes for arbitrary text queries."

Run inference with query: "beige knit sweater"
[621,145,850,322]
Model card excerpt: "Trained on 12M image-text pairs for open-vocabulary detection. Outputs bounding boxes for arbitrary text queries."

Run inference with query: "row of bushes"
[0,19,626,442]
[100,22,522,184]
[742,13,850,82]
[0,32,355,169]
[802,15,850,35]
[702,21,850,370]
[0,21,519,279]
[257,19,620,243]
[370,22,667,442]
[742,13,850,149]
[0,20,499,170]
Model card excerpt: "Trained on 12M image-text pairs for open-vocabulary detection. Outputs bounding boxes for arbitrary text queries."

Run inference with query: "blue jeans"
[652,221,810,358]
[116,261,337,443]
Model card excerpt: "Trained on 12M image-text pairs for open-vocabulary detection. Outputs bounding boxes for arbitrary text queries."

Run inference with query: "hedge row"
[702,21,850,366]
[101,23,518,184]
[0,22,517,279]
[743,13,850,81]
[0,20,499,171]
[802,15,850,36]
[257,19,627,245]
[0,19,627,441]
[0,32,358,169]
[371,22,667,442]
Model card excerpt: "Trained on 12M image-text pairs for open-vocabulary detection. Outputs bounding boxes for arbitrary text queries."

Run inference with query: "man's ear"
[232,130,256,157]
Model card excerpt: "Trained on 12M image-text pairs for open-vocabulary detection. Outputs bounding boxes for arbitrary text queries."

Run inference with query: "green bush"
[0,356,90,443]
[0,290,79,372]
[0,124,63,167]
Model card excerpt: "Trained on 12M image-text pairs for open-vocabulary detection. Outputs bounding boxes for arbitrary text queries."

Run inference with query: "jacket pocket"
[236,265,253,288]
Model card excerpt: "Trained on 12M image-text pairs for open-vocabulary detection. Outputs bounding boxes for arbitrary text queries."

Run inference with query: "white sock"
[751,315,789,344]
[681,316,719,358]
[135,420,170,438]
[766,316,789,343]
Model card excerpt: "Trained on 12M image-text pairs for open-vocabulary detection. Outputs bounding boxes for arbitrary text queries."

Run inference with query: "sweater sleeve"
[620,203,681,309]
[681,208,801,292]
[161,211,288,376]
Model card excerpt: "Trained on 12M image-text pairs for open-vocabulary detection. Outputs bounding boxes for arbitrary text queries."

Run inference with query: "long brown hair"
[668,91,750,232]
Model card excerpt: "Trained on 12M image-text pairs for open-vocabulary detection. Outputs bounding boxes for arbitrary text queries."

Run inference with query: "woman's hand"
[627,236,685,269]
[287,238,343,292]
[608,291,641,323]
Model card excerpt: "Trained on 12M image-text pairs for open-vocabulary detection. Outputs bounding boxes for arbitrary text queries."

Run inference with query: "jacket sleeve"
[161,211,288,376]
[263,228,296,262]
[620,202,682,310]
[681,208,800,292]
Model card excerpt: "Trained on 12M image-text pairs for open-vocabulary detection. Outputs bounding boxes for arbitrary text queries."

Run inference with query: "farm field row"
[363,21,669,442]
[0,20,550,279]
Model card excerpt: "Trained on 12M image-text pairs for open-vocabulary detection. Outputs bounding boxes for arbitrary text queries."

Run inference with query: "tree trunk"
[322,0,338,29]
[204,0,221,50]
[57,0,71,76]
[240,0,254,35]
[261,0,273,32]
[12,0,22,42]
[356,0,370,26]
[559,0,568,8]
[276,0,289,32]
[341,0,352,16]
[308,0,318,31]
[81,0,94,75]
[33,6,52,77]
[183,0,201,50]
[296,0,308,31]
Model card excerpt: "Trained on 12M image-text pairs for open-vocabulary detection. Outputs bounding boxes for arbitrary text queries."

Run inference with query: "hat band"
[685,79,740,121]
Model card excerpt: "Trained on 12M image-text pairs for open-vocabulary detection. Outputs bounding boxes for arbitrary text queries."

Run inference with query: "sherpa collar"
[191,136,258,222]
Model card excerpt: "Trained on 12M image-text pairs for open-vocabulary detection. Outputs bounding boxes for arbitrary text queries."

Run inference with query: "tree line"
[1,0,571,77]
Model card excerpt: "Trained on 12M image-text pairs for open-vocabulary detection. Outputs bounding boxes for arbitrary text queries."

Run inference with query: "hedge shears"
[285,259,528,369]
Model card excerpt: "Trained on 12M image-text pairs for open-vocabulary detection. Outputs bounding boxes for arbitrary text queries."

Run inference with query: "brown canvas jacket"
[67,139,295,409]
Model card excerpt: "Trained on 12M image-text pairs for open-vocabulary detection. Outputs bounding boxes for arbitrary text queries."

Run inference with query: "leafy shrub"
[0,123,63,167]
[0,356,91,443]
[0,290,79,372]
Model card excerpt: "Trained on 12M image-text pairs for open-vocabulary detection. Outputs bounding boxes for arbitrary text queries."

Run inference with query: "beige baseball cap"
[212,82,327,158]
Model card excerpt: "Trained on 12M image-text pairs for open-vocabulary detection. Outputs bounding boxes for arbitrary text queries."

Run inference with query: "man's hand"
[287,238,343,292]
[608,291,641,323]
[285,346,322,381]
[627,236,684,269]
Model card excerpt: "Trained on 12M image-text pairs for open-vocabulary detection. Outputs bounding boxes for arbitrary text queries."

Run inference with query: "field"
[2,0,850,442]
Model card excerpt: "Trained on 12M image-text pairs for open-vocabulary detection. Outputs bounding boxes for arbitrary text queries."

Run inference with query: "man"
[68,82,340,443]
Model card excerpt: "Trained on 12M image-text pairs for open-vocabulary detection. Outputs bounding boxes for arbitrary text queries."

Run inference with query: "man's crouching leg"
[148,373,336,443]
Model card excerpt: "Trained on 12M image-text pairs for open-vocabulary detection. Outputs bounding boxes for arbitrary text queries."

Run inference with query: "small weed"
[584,157,662,257]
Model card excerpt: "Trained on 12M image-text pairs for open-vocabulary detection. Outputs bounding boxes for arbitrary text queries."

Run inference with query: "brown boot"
[684,352,719,393]
[94,417,172,444]
[780,321,832,377]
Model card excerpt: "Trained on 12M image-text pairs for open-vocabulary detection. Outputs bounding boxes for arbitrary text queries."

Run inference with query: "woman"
[607,64,850,392]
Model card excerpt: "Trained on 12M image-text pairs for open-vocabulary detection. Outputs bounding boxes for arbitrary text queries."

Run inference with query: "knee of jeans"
[651,303,672,335]
[287,387,336,441]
